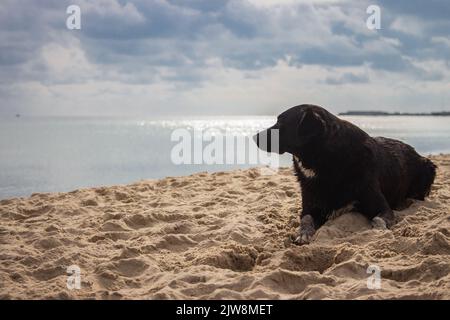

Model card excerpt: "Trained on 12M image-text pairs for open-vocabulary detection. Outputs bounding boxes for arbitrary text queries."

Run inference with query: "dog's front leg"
[359,186,395,229]
[294,211,326,245]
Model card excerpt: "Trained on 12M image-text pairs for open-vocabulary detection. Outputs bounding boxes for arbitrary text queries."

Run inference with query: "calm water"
[1,115,450,199]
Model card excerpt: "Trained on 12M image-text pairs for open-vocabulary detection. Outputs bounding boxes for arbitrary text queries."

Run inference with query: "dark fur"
[255,104,436,245]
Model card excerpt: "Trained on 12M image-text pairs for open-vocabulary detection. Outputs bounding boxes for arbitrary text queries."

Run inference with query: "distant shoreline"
[339,111,450,116]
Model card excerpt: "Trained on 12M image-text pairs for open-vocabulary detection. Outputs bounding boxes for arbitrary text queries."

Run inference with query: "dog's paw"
[294,214,316,245]
[293,232,312,245]
[371,217,387,230]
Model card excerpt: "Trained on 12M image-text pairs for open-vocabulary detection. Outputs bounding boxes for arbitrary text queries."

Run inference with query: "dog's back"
[409,155,437,200]
[373,136,436,208]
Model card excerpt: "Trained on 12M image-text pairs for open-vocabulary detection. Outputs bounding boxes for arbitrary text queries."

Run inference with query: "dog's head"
[254,104,331,155]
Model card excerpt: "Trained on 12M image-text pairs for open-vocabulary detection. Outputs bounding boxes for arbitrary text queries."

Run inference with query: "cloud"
[0,0,449,115]
[390,15,426,36]
[325,72,369,85]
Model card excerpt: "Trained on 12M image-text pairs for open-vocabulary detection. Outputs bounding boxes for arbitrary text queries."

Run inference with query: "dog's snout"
[254,129,272,152]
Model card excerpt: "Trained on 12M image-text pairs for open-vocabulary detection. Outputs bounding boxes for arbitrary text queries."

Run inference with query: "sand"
[0,155,449,300]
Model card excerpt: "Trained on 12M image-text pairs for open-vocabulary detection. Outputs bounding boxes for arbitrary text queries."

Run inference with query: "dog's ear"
[297,110,326,141]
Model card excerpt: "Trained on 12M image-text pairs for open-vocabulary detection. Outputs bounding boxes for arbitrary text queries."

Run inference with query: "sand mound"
[0,155,449,299]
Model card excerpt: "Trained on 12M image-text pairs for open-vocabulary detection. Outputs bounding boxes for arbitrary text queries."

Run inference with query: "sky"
[0,0,449,116]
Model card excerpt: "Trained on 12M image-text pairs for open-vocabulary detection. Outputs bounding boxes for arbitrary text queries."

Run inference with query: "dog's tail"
[409,158,437,200]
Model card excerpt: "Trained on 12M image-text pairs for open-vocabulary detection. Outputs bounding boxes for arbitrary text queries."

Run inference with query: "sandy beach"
[0,155,449,300]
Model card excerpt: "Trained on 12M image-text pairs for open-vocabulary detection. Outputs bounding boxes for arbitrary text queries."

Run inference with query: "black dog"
[254,104,436,245]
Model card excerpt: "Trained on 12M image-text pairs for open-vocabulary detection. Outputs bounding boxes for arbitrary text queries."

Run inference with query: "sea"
[1,115,450,199]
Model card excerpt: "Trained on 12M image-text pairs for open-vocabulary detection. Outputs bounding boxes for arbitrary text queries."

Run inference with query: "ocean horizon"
[1,115,450,200]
